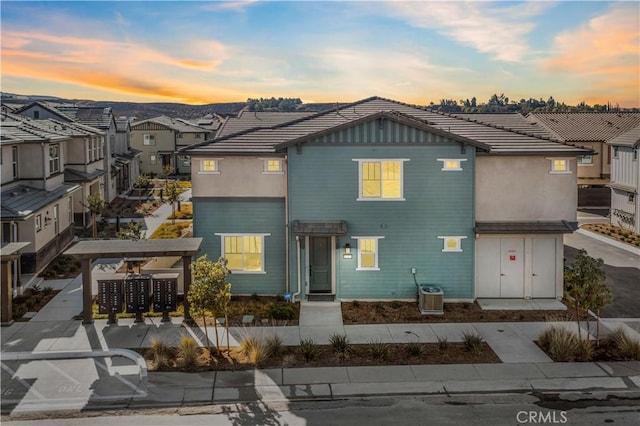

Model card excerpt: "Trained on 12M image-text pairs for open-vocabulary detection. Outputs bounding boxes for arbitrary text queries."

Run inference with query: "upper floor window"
[548,158,571,174]
[578,155,593,165]
[35,214,42,232]
[629,193,636,204]
[199,159,219,173]
[613,147,619,159]
[33,111,39,119]
[49,144,60,174]
[263,159,283,174]
[354,159,408,201]
[143,134,156,146]
[438,158,466,171]
[634,149,638,161]
[12,146,18,179]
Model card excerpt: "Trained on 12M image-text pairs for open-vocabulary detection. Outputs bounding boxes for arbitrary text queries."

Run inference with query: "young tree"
[161,164,174,187]
[134,174,150,207]
[584,280,614,345]
[564,249,607,341]
[116,221,144,241]
[187,255,231,356]
[164,182,181,225]
[85,194,105,239]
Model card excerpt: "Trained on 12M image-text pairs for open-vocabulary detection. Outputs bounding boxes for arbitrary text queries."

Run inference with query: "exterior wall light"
[343,243,352,259]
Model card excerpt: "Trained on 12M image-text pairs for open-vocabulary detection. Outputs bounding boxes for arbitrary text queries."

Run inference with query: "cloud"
[543,3,639,106]
[384,0,549,62]
[200,0,258,13]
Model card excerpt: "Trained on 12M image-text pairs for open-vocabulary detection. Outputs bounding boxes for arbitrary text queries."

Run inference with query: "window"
[578,155,593,165]
[629,193,636,204]
[216,234,269,273]
[200,159,219,173]
[12,146,18,179]
[182,157,191,167]
[101,138,105,158]
[438,158,466,171]
[93,138,99,161]
[35,214,42,232]
[548,158,571,174]
[263,159,283,174]
[352,236,384,271]
[49,144,60,174]
[613,147,619,159]
[634,149,638,161]
[33,111,39,119]
[438,236,467,252]
[149,155,157,165]
[355,159,407,200]
[110,135,115,154]
[143,134,156,146]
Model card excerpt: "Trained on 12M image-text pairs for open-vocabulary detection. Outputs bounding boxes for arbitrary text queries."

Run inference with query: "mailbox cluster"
[97,273,178,324]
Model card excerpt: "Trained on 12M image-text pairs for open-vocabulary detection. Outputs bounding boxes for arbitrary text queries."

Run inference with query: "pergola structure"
[1,242,30,326]
[63,238,202,324]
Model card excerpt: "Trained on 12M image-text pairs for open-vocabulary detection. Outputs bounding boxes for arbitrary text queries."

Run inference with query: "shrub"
[391,301,402,309]
[461,331,484,355]
[41,286,54,296]
[368,339,390,361]
[548,328,580,362]
[299,338,319,362]
[176,335,202,369]
[405,342,422,357]
[437,336,449,351]
[149,338,172,370]
[240,334,269,364]
[576,338,594,361]
[606,328,640,361]
[329,333,350,354]
[267,302,296,321]
[265,334,284,357]
[351,300,360,308]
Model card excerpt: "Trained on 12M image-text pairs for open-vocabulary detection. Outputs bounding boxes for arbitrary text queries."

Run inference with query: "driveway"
[564,232,640,318]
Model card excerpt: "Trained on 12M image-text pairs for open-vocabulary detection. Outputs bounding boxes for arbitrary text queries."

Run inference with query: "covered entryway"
[292,220,346,301]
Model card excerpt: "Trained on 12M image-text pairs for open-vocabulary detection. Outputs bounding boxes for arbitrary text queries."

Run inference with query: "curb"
[575,228,640,256]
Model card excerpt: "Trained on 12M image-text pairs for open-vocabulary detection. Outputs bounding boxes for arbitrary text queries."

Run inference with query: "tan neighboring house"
[1,113,80,288]
[526,112,640,208]
[607,125,640,233]
[114,118,141,195]
[130,116,211,175]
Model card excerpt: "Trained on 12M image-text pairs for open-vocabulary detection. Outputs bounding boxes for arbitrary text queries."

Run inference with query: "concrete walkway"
[141,188,191,238]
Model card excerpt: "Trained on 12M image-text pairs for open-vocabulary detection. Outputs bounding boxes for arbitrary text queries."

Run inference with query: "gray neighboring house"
[1,114,80,285]
[114,117,141,195]
[215,110,315,138]
[525,112,640,208]
[607,125,640,233]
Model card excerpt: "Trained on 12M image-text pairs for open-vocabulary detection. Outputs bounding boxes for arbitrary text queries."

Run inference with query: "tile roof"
[1,184,80,221]
[184,97,592,156]
[606,124,640,148]
[51,105,116,129]
[131,115,208,133]
[452,113,556,139]
[216,110,315,138]
[64,168,107,182]
[526,112,640,142]
[475,221,577,234]
[1,113,72,144]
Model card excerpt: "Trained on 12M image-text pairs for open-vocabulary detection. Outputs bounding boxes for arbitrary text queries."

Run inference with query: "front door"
[309,236,331,293]
[532,238,557,298]
[500,238,524,298]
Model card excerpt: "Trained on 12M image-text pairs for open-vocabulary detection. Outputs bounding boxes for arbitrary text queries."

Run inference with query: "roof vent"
[10,192,18,197]
[22,187,30,192]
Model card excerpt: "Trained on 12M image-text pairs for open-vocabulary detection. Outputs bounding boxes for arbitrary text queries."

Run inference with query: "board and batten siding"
[193,197,286,295]
[288,141,475,300]
[611,147,639,189]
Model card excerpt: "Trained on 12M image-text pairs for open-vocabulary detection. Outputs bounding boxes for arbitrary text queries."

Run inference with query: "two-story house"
[526,112,640,208]
[184,97,591,302]
[1,113,80,285]
[607,125,640,233]
[130,116,211,176]
[114,118,141,195]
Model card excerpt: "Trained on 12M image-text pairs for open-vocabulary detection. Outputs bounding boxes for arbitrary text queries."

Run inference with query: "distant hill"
[1,92,339,120]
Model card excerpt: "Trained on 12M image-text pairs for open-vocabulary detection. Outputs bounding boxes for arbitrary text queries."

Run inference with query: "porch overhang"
[292,220,347,236]
[474,221,577,234]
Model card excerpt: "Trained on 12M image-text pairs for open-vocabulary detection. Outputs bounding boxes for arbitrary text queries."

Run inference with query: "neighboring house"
[114,118,141,195]
[195,113,223,134]
[526,112,640,208]
[184,97,591,302]
[215,109,314,138]
[607,125,640,233]
[1,114,80,284]
[130,116,211,175]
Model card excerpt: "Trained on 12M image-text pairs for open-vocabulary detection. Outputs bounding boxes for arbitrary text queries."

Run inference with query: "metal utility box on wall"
[418,285,444,315]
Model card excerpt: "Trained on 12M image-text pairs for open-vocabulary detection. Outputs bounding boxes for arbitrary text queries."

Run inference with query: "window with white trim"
[438,158,466,171]
[548,158,571,174]
[438,236,467,252]
[634,149,638,161]
[35,214,42,232]
[149,155,157,165]
[216,233,269,273]
[352,236,384,271]
[49,144,60,174]
[200,159,218,173]
[263,159,283,173]
[578,155,593,165]
[143,134,156,146]
[12,146,18,179]
[354,159,407,200]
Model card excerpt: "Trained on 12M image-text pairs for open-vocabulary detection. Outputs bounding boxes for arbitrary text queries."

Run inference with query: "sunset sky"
[1,1,638,107]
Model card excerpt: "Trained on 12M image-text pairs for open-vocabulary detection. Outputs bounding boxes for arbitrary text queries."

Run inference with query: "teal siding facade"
[288,125,475,300]
[192,198,286,295]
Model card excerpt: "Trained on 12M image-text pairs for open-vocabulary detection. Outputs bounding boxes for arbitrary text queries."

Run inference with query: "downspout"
[284,154,290,295]
[293,235,302,302]
[11,221,18,291]
[42,142,47,189]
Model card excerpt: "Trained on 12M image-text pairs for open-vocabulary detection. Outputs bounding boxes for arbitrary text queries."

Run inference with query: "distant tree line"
[247,97,302,112]
[428,94,638,114]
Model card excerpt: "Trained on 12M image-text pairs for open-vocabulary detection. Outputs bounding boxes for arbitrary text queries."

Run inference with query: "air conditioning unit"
[418,285,444,315]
